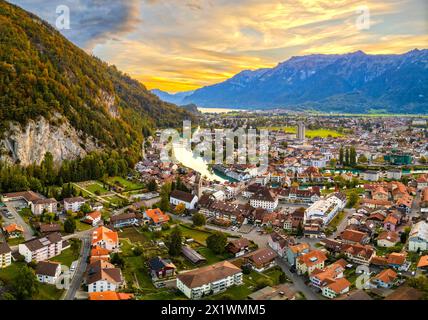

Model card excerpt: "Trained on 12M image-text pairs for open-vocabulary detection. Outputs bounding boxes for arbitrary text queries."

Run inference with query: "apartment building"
[18,233,65,263]
[177,261,243,299]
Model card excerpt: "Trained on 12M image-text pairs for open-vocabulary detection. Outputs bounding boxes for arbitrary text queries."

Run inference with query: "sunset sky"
[10,0,428,92]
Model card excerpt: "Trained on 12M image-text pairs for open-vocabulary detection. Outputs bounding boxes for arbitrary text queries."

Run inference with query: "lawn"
[196,246,233,265]
[206,269,282,300]
[85,183,109,195]
[261,126,344,138]
[75,220,93,232]
[7,237,25,246]
[328,211,345,229]
[0,262,63,300]
[104,195,125,206]
[51,243,81,267]
[34,283,64,300]
[119,227,151,245]
[107,176,144,192]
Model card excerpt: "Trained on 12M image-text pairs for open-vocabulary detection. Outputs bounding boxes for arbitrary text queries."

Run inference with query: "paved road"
[5,201,34,240]
[332,208,355,238]
[64,237,91,300]
[276,258,322,300]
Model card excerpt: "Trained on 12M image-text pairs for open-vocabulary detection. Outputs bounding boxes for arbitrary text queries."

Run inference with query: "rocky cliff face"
[0,116,99,166]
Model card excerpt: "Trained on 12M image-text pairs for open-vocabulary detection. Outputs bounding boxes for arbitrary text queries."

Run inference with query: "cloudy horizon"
[9,0,428,92]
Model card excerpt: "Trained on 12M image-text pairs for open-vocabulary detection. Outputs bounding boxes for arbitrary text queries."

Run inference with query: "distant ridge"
[153,49,428,114]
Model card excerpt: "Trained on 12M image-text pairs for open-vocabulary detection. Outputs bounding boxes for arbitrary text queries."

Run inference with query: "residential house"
[85,260,124,293]
[176,261,243,299]
[417,255,428,271]
[383,215,399,232]
[31,198,57,215]
[226,238,251,257]
[148,256,177,280]
[363,171,380,182]
[309,259,347,289]
[82,211,102,227]
[18,232,65,263]
[339,229,370,245]
[371,269,397,288]
[342,243,375,266]
[36,261,61,285]
[286,243,310,266]
[321,278,351,299]
[38,223,61,234]
[144,208,170,230]
[296,250,328,275]
[268,232,294,257]
[3,224,24,238]
[90,246,111,263]
[0,242,12,268]
[88,292,134,300]
[377,231,400,248]
[408,221,428,252]
[63,197,86,213]
[245,248,278,272]
[170,190,198,210]
[91,226,119,252]
[110,212,138,229]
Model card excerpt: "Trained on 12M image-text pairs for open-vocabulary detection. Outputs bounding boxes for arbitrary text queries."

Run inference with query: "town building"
[18,233,65,263]
[63,197,86,213]
[36,261,61,285]
[176,261,243,299]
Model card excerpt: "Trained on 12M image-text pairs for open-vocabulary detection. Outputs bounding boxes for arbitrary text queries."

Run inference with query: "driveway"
[275,258,322,300]
[4,201,35,240]
[332,208,355,238]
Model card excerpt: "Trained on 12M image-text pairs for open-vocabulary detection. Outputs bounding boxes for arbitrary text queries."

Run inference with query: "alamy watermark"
[56,5,70,30]
[159,121,270,174]
[356,5,370,30]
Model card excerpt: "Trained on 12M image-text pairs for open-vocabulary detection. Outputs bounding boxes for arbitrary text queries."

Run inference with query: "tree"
[192,213,206,227]
[206,232,227,254]
[279,272,287,283]
[350,147,357,166]
[80,203,92,214]
[174,203,186,215]
[167,227,182,256]
[347,191,359,208]
[329,158,337,168]
[345,148,350,166]
[159,183,172,212]
[147,179,158,192]
[14,266,39,300]
[358,154,368,164]
[255,278,273,290]
[111,253,125,268]
[64,217,76,233]
[339,147,344,165]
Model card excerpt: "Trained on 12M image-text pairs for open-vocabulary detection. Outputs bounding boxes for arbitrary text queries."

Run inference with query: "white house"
[321,278,351,299]
[91,226,119,252]
[86,260,124,293]
[0,242,12,269]
[408,221,428,252]
[18,233,65,263]
[176,261,243,299]
[170,190,198,210]
[249,188,278,212]
[36,261,62,285]
[63,196,86,213]
[363,171,380,182]
[387,169,402,180]
[31,198,57,215]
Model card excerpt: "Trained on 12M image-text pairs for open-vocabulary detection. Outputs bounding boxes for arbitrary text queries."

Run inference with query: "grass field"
[196,246,233,265]
[0,262,63,300]
[107,176,144,191]
[85,183,109,195]
[51,244,81,267]
[206,269,284,300]
[261,126,344,138]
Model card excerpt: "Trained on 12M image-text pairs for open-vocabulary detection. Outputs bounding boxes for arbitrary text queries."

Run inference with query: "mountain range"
[152,49,428,114]
[0,0,194,165]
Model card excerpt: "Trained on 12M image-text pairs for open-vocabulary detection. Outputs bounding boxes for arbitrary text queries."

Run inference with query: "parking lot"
[3,200,35,241]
